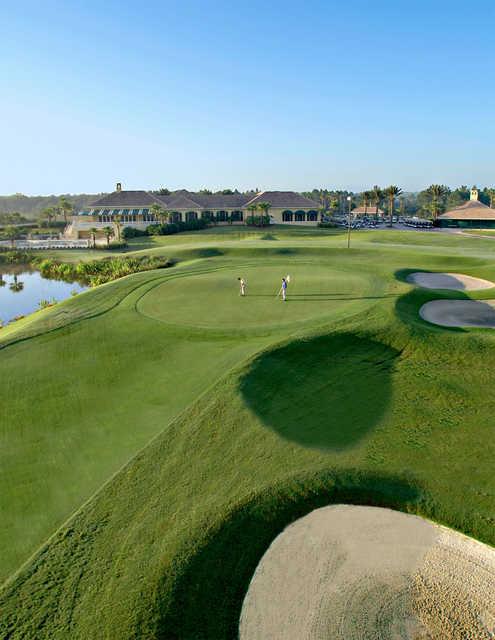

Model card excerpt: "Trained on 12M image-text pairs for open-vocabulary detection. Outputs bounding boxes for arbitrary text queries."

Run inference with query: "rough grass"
[1,228,495,638]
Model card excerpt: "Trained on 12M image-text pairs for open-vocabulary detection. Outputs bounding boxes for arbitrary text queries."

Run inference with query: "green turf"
[1,228,495,638]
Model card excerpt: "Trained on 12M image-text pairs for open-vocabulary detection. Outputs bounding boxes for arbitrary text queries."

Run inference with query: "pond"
[0,266,87,325]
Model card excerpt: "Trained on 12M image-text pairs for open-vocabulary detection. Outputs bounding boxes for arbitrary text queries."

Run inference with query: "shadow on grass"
[239,332,400,449]
[286,294,398,302]
[394,269,470,334]
[395,267,479,291]
[275,247,297,255]
[246,294,396,301]
[193,248,225,258]
[395,267,430,285]
[156,470,424,639]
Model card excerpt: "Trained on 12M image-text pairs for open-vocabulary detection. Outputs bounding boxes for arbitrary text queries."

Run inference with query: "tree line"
[303,185,495,222]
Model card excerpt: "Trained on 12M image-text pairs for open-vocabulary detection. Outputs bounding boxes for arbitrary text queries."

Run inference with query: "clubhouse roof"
[87,187,319,212]
[438,188,495,225]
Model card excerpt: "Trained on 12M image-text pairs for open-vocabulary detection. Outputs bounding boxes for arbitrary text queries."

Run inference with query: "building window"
[282,210,293,222]
[202,210,213,221]
[216,210,228,222]
[170,211,182,223]
[307,210,318,221]
[186,211,198,222]
[231,210,243,221]
[295,210,306,222]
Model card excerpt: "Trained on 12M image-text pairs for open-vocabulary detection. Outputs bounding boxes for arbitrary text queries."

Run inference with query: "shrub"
[318,221,338,228]
[37,254,173,287]
[245,215,270,227]
[94,241,128,250]
[38,299,57,309]
[122,227,148,239]
[146,219,208,236]
[0,251,35,264]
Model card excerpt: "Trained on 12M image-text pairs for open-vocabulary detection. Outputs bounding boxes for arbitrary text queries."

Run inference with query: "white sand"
[407,272,495,290]
[239,505,495,639]
[420,299,495,328]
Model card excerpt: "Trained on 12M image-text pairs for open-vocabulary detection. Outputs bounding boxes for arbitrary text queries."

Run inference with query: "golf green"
[138,264,381,329]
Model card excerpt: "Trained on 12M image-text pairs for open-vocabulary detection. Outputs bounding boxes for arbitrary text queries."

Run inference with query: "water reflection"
[9,274,24,293]
[0,265,86,325]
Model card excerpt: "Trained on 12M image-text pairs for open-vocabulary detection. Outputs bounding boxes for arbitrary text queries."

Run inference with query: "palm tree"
[257,202,271,228]
[360,191,371,216]
[103,226,113,248]
[319,192,328,211]
[113,214,122,242]
[58,196,73,224]
[384,185,403,226]
[425,184,448,221]
[371,185,383,221]
[150,203,168,225]
[247,203,258,225]
[40,206,56,228]
[89,227,98,248]
[486,188,495,209]
[318,205,327,222]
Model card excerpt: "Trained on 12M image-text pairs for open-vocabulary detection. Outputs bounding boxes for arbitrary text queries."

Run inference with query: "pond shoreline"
[0,251,173,326]
[0,265,87,326]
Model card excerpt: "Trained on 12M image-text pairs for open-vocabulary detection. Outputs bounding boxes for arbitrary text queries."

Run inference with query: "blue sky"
[1,0,494,194]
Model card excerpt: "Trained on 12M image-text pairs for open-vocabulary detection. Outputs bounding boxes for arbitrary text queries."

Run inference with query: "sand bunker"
[420,299,495,328]
[407,272,495,290]
[239,505,495,639]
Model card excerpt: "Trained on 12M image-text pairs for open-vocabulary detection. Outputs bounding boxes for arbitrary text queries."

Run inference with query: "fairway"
[2,228,495,639]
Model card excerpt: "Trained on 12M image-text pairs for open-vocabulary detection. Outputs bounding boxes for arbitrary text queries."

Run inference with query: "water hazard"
[0,266,86,325]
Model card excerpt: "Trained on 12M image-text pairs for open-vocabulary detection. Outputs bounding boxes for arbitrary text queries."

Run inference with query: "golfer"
[238,277,246,296]
[281,277,287,301]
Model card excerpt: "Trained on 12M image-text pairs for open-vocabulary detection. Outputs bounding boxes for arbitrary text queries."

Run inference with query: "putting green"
[138,264,381,329]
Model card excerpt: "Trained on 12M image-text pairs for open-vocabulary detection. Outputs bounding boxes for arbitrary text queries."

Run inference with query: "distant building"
[351,205,385,217]
[66,184,321,238]
[438,188,495,228]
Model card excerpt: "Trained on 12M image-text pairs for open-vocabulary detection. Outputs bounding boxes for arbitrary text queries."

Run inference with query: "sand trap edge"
[407,272,495,291]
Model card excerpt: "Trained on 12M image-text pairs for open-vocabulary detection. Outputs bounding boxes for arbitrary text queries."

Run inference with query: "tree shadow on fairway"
[155,470,424,640]
[239,333,400,450]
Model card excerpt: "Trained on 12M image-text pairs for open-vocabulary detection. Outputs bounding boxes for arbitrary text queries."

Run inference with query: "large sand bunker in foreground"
[239,505,495,639]
[420,299,495,328]
[407,271,495,290]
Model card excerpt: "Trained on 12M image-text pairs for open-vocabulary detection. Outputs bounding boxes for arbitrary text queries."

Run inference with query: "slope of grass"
[1,228,495,638]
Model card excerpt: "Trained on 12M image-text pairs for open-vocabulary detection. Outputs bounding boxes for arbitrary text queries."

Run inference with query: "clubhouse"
[67,184,321,238]
[438,188,495,228]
